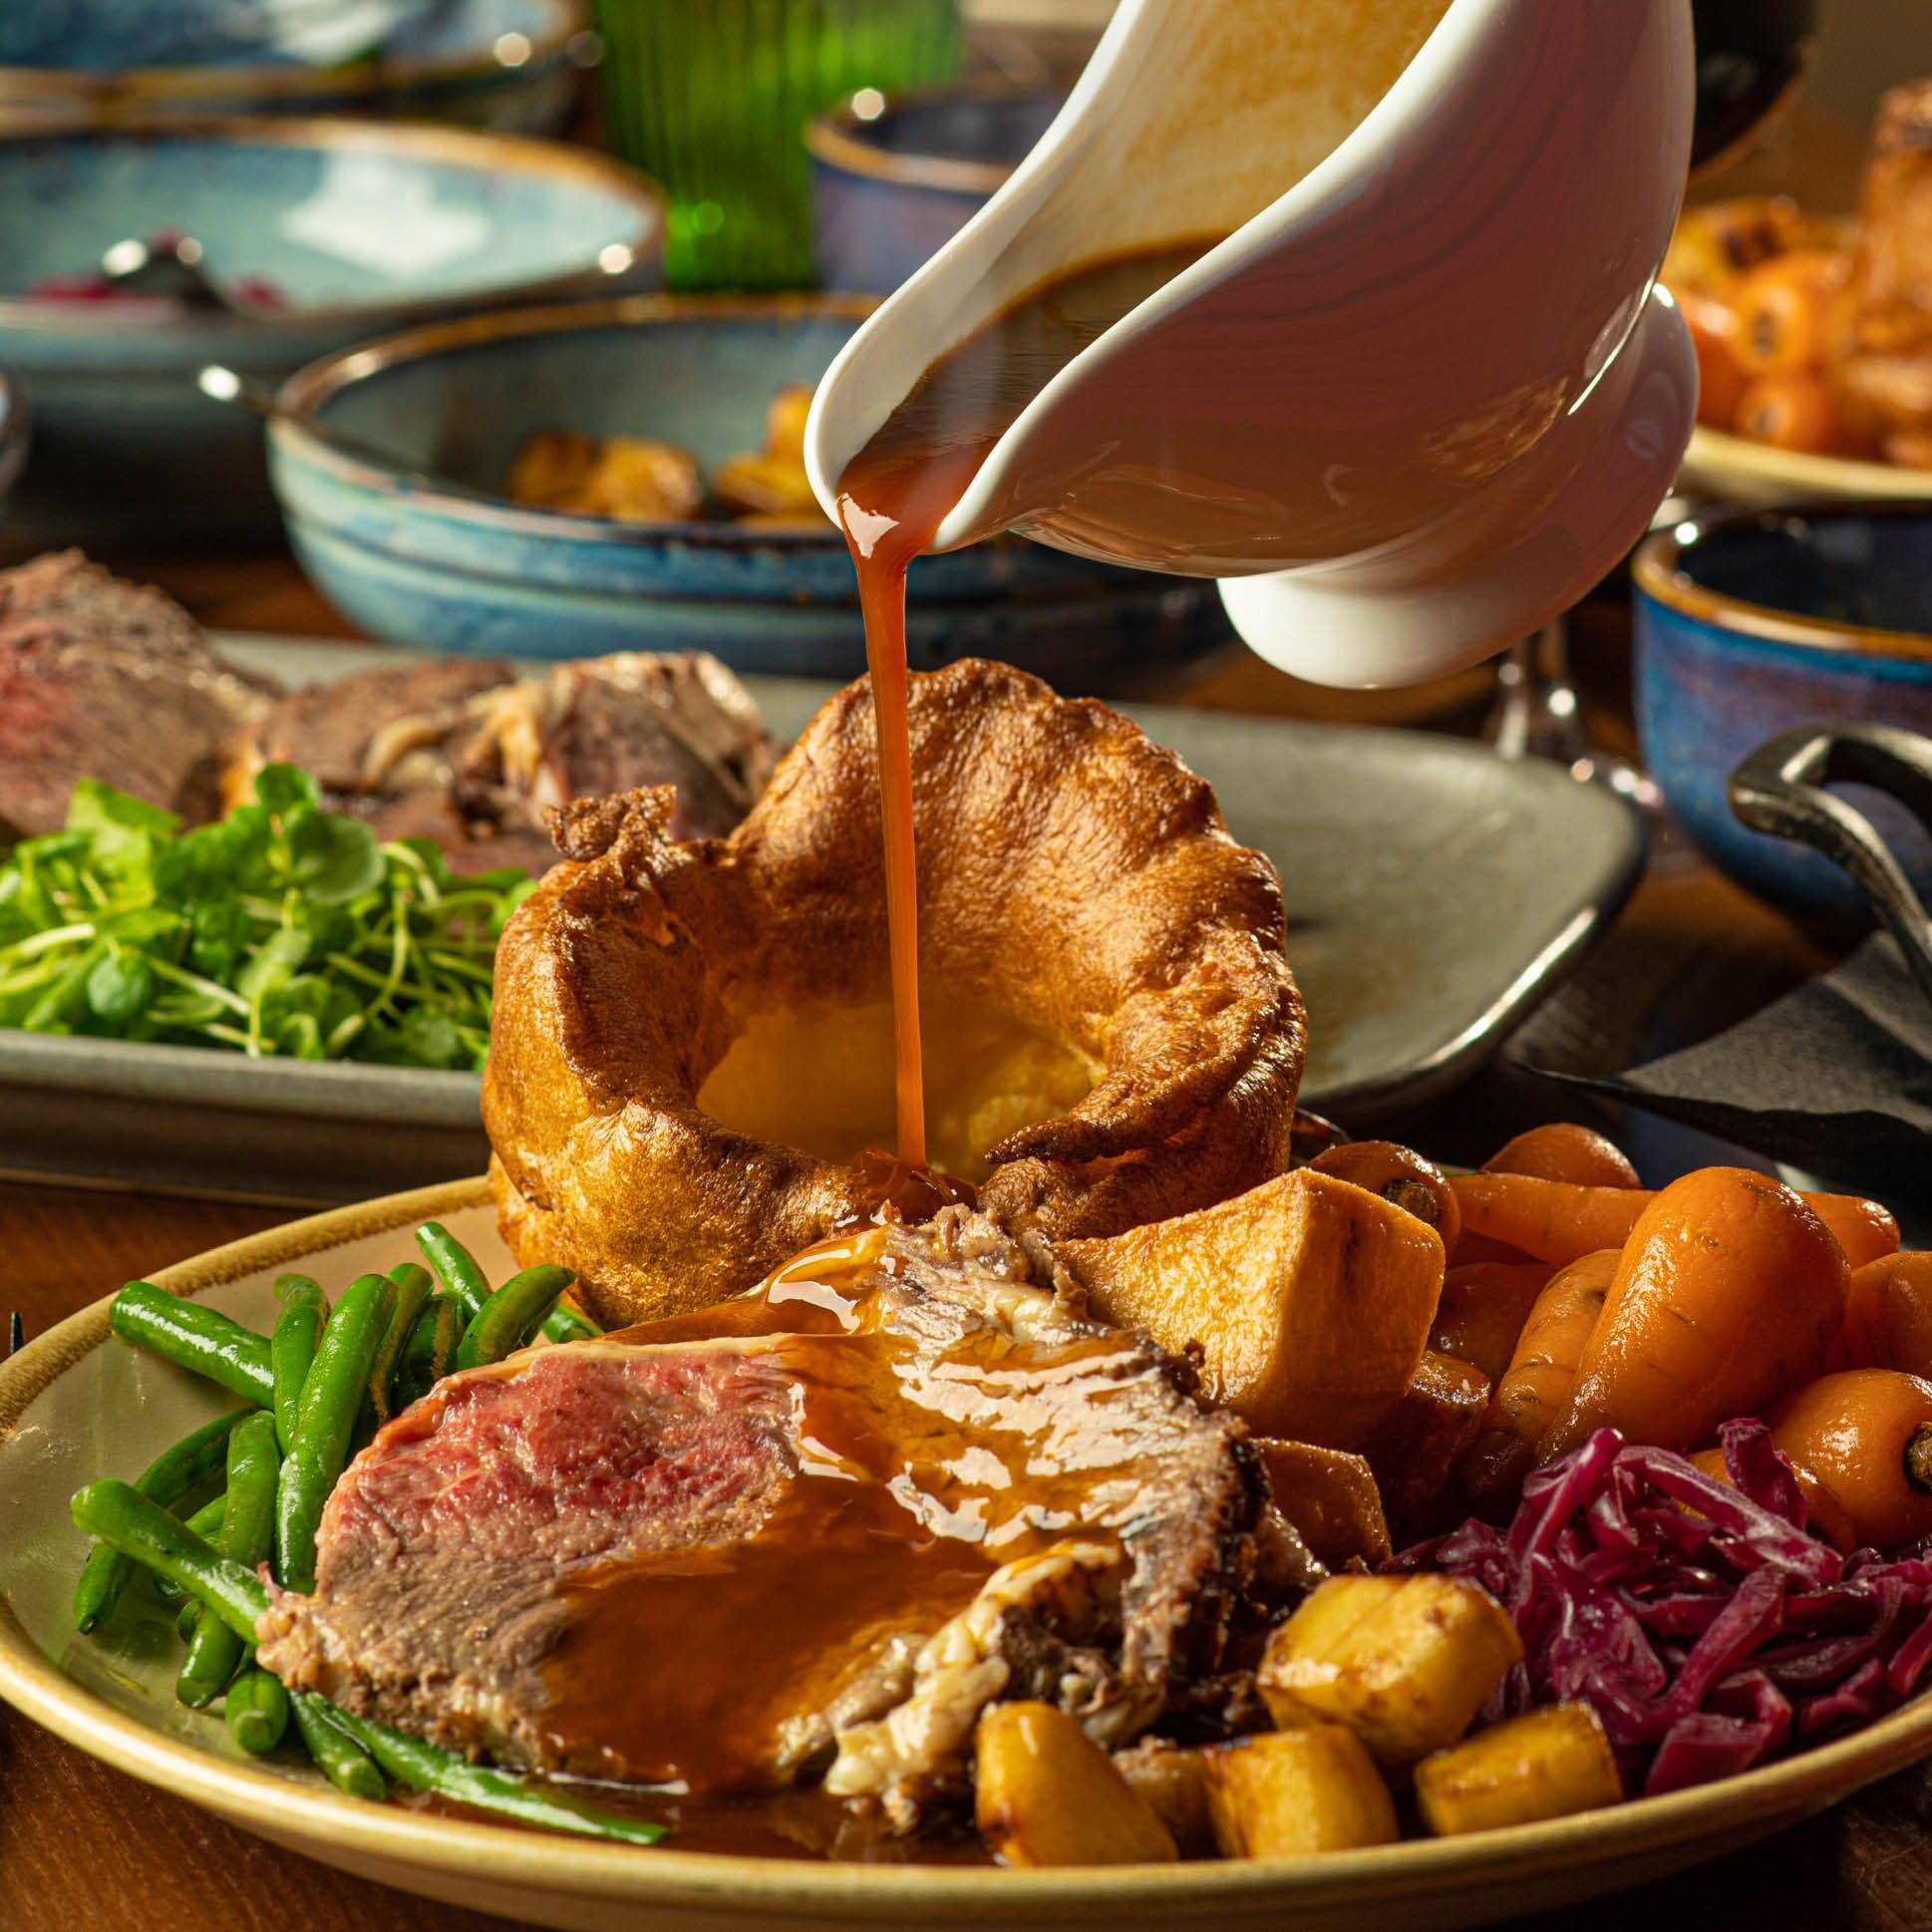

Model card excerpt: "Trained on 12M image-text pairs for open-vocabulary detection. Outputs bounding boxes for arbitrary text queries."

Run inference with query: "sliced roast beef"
[256,1210,1271,1825]
[0,550,276,836]
[225,648,777,874]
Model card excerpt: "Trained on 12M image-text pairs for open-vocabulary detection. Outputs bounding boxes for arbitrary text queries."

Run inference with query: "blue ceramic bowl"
[0,115,661,544]
[806,84,1062,293]
[267,295,1232,688]
[0,0,589,135]
[1633,500,1932,928]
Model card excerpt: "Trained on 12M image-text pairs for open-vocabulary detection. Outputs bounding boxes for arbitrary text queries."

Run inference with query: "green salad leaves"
[0,768,533,1070]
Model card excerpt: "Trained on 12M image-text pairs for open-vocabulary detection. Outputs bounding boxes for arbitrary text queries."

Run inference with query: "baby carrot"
[1541,1168,1847,1462]
[1306,1141,1461,1252]
[1803,1193,1901,1272]
[1449,1176,1651,1267]
[1480,1124,1641,1190]
[1451,1170,1895,1275]
[1455,1250,1619,1514]
[1429,1262,1555,1386]
[1831,1252,1932,1376]
[1764,1369,1932,1552]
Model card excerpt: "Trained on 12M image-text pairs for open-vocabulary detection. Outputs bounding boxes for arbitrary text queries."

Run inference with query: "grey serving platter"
[0,637,1644,1203]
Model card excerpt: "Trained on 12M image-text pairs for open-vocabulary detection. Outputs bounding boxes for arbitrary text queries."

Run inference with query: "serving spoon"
[195,365,502,506]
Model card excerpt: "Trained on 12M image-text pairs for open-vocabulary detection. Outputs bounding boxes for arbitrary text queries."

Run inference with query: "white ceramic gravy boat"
[805,0,1698,688]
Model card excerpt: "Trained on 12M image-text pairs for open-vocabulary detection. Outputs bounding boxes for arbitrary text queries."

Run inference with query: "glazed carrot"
[1449,1175,1651,1267]
[1831,1252,1932,1376]
[1429,1262,1555,1387]
[1307,1142,1460,1253]
[1452,1170,1895,1275]
[1764,1370,1932,1552]
[1541,1168,1848,1461]
[1449,1126,1643,1267]
[1480,1124,1641,1191]
[1455,1251,1619,1515]
[1802,1193,1901,1273]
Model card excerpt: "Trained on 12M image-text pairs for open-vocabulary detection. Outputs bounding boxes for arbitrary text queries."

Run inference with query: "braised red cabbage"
[1394,1422,1932,1794]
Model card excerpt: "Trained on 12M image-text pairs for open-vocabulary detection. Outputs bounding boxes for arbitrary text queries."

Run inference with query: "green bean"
[109,1282,274,1407]
[154,1494,230,1603]
[224,1668,290,1755]
[69,1480,268,1641]
[366,1263,433,1425]
[290,1692,386,1801]
[540,1299,600,1345]
[72,1411,245,1633]
[178,1413,281,1708]
[177,1599,201,1643]
[425,1293,460,1383]
[325,1708,663,1844]
[275,1274,394,1594]
[270,1274,327,1454]
[414,1222,491,1323]
[456,1265,576,1371]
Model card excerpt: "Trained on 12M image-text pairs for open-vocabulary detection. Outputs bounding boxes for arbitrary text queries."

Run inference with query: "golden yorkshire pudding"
[483,658,1306,1325]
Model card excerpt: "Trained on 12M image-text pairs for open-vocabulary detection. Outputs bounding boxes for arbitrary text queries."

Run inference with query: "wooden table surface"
[2,556,1926,1932]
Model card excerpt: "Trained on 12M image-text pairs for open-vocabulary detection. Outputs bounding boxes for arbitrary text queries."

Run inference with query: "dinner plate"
[0,638,1644,1200]
[5,1178,1932,1932]
[1680,426,1932,506]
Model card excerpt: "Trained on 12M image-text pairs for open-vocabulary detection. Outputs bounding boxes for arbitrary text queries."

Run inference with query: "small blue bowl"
[1633,500,1932,929]
[0,0,591,136]
[0,115,661,545]
[806,84,1062,293]
[267,294,1232,690]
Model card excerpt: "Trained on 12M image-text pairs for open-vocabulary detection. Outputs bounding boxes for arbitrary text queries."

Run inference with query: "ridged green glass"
[591,0,962,290]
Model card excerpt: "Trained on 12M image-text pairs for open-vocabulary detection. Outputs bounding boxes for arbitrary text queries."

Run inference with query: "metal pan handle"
[1728,723,1932,1008]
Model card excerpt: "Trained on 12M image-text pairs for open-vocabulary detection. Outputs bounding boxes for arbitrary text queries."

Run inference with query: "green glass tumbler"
[592,0,963,291]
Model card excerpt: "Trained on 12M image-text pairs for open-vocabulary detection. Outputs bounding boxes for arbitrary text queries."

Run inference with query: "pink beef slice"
[0,550,275,836]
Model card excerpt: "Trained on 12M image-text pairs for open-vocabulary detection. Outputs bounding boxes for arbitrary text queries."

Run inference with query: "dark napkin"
[1534,932,1932,1206]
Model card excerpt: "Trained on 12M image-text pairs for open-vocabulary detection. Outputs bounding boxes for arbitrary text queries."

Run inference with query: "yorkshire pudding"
[483,658,1305,1325]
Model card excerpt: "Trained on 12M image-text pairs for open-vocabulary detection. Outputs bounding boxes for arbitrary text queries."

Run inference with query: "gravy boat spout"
[805,0,1697,688]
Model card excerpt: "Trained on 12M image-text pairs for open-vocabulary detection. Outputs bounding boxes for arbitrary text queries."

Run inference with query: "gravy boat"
[805,0,1697,688]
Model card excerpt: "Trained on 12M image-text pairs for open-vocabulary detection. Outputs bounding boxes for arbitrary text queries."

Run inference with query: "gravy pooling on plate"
[832,242,1217,1173]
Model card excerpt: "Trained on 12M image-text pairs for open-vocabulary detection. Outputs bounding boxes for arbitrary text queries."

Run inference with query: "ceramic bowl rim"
[0,109,660,334]
[0,0,585,109]
[1631,496,1932,665]
[804,79,1063,198]
[6,1175,1932,1914]
[271,291,878,550]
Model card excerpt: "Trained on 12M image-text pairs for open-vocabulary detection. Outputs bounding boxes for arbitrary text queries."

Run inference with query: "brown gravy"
[530,1236,1141,1798]
[833,241,1218,1174]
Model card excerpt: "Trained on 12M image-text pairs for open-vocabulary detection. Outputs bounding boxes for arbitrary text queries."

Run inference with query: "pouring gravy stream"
[833,241,1215,1171]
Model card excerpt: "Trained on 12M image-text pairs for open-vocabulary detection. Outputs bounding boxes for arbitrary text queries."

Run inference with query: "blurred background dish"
[0,0,437,71]
[806,82,1062,292]
[1679,423,1932,505]
[265,294,1232,688]
[0,0,593,136]
[1632,499,1932,928]
[593,0,962,290]
[0,114,661,547]
[0,368,27,515]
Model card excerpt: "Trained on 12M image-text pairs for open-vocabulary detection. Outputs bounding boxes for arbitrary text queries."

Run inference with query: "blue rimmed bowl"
[0,0,591,135]
[266,294,1232,688]
[806,83,1062,292]
[1632,500,1932,928]
[0,114,661,545]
